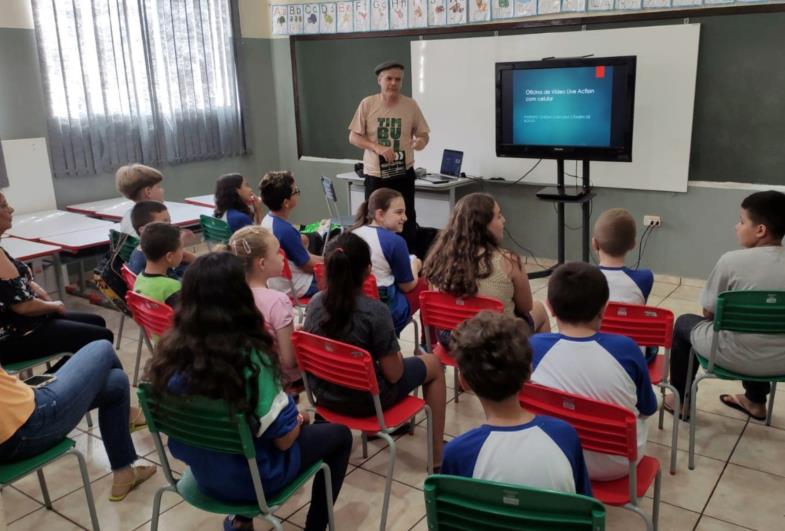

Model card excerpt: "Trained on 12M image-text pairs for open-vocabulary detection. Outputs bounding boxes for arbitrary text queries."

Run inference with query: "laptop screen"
[440,149,463,177]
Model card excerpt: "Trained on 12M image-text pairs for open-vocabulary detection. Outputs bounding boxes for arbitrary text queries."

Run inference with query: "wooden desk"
[1,236,66,300]
[184,194,216,208]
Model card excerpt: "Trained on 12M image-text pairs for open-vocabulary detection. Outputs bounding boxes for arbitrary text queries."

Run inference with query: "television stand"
[529,159,595,279]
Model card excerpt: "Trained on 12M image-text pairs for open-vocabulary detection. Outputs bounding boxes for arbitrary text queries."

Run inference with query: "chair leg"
[766,382,777,427]
[657,384,666,430]
[262,515,284,531]
[36,469,52,509]
[133,328,144,387]
[652,467,662,531]
[70,450,100,531]
[662,382,680,475]
[85,410,94,428]
[688,373,709,470]
[424,406,433,474]
[116,314,125,349]
[378,432,396,531]
[320,463,336,531]
[150,485,177,531]
[453,367,460,403]
[361,432,368,459]
[625,502,654,531]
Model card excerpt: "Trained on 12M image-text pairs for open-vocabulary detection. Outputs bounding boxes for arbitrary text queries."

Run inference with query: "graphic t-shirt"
[348,94,430,178]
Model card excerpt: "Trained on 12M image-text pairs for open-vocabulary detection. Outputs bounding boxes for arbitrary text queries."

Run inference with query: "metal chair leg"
[361,432,368,458]
[661,382,680,475]
[766,382,777,426]
[133,328,144,387]
[116,314,125,349]
[85,410,94,428]
[453,367,460,403]
[70,450,100,531]
[652,467,662,531]
[36,469,52,508]
[424,406,433,475]
[150,485,177,531]
[378,432,396,531]
[688,373,709,470]
[625,502,654,531]
[320,462,336,531]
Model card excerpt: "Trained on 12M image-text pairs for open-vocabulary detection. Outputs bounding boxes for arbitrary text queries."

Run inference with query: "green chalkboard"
[292,8,785,185]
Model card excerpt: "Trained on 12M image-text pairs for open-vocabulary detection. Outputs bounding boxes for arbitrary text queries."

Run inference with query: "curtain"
[32,0,245,178]
[0,143,8,188]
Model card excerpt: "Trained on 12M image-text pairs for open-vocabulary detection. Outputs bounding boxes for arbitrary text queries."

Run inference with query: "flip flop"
[663,398,689,422]
[719,394,766,421]
[109,465,157,502]
[129,407,148,433]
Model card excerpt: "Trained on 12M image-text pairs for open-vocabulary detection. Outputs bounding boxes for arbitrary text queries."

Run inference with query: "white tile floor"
[5,265,784,530]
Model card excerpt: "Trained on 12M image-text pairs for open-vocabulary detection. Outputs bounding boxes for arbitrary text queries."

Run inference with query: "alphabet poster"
[409,0,428,26]
[287,4,304,34]
[468,0,491,22]
[320,3,338,32]
[447,0,467,24]
[354,0,370,31]
[562,0,586,10]
[514,0,536,16]
[337,1,354,32]
[616,0,641,8]
[538,0,560,12]
[303,3,320,33]
[370,0,390,30]
[492,0,514,19]
[428,0,447,25]
[271,5,288,34]
[588,0,613,9]
[390,0,409,29]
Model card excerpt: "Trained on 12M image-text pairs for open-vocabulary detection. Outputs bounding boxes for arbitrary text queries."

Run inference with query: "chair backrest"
[110,229,140,263]
[137,382,255,457]
[312,263,380,300]
[199,214,232,245]
[292,331,380,395]
[424,474,606,531]
[519,383,638,461]
[419,290,504,332]
[600,302,674,349]
[278,248,293,280]
[126,291,175,339]
[714,290,785,334]
[320,175,338,202]
[120,264,137,291]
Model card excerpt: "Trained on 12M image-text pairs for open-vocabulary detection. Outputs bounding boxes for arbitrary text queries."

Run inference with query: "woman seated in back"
[352,188,425,336]
[214,173,264,233]
[148,252,351,531]
[423,192,550,336]
[0,191,114,368]
[303,232,446,469]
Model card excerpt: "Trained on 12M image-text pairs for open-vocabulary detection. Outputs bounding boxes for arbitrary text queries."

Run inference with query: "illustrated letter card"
[446,0,467,24]
[288,5,304,34]
[469,0,490,22]
[354,0,371,31]
[371,0,390,30]
[303,3,320,33]
[409,0,428,27]
[390,0,409,29]
[428,0,447,25]
[337,1,354,32]
[492,0,514,19]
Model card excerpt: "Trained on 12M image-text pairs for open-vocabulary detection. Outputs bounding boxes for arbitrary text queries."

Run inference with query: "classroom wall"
[0,0,779,279]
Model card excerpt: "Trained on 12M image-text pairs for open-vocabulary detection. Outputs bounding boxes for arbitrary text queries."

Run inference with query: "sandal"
[223,515,255,530]
[719,394,766,421]
[663,396,690,422]
[109,465,157,502]
[129,406,147,433]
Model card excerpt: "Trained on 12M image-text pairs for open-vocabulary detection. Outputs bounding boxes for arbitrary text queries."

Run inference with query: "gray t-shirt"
[303,291,400,416]
[691,246,785,375]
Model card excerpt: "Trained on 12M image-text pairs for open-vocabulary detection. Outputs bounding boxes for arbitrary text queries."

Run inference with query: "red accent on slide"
[595,66,605,78]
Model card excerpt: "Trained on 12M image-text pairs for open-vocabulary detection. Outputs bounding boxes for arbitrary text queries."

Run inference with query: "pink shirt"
[251,286,299,383]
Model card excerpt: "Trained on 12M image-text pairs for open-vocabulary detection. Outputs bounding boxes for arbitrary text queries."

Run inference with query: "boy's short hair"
[130,201,169,233]
[451,311,532,402]
[741,190,785,240]
[593,208,636,257]
[259,171,295,211]
[140,222,181,262]
[116,164,163,201]
[548,262,609,324]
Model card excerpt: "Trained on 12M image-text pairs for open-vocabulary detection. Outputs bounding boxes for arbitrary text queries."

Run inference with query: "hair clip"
[241,238,252,254]
[335,247,345,253]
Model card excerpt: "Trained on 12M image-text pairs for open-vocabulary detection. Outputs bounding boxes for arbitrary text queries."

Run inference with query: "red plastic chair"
[126,291,174,386]
[120,264,137,291]
[600,302,678,475]
[520,383,662,531]
[291,331,433,531]
[313,262,379,299]
[418,291,504,402]
[279,249,312,321]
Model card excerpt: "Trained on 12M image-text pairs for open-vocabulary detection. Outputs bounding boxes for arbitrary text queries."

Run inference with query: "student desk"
[66,197,134,217]
[1,236,65,300]
[335,172,477,229]
[184,194,216,208]
[77,200,213,228]
[7,210,115,240]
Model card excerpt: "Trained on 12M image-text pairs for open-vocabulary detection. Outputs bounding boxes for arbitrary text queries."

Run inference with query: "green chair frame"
[137,383,335,531]
[423,474,605,530]
[686,290,785,469]
[0,438,100,530]
[199,215,232,250]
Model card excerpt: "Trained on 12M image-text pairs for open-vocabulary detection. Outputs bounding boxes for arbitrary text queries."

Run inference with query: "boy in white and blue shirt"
[530,262,657,481]
[442,311,591,496]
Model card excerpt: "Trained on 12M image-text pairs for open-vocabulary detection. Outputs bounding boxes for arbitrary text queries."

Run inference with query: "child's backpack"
[93,230,139,315]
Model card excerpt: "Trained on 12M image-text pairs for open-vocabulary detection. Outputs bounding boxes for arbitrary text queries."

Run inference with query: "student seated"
[229,226,300,387]
[423,192,550,335]
[530,262,657,481]
[133,222,183,308]
[443,311,591,495]
[260,171,322,298]
[148,252,352,531]
[592,207,657,362]
[214,173,264,233]
[352,188,425,335]
[303,232,446,468]
[127,201,194,278]
[116,163,166,237]
[667,190,785,421]
[0,339,156,501]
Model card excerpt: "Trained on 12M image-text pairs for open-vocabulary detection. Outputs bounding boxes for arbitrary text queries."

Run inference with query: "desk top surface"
[184,194,216,208]
[66,197,133,215]
[1,236,62,261]
[336,171,475,191]
[8,210,116,240]
[38,223,121,253]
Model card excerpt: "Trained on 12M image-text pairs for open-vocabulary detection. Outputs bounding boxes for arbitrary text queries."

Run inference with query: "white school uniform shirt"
[599,266,654,305]
[530,332,658,481]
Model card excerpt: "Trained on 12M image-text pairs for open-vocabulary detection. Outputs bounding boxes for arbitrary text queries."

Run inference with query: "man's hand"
[375,144,395,162]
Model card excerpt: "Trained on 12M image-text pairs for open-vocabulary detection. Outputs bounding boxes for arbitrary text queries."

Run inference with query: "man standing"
[348,60,430,252]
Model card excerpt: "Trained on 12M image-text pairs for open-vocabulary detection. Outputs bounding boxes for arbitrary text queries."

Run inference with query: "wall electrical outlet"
[643,215,661,227]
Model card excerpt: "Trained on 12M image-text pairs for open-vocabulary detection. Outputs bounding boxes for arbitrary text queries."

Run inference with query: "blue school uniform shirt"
[353,225,412,334]
[599,266,654,305]
[530,332,657,481]
[165,372,302,503]
[442,416,592,496]
[262,213,313,298]
[224,208,254,233]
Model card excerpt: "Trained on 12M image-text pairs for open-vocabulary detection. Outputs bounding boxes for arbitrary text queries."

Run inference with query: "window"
[32,0,245,177]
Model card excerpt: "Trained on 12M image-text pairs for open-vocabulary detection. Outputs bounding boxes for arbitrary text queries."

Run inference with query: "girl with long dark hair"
[214,173,264,233]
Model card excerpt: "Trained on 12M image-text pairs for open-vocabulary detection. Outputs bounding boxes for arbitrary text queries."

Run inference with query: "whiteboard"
[411,24,700,193]
[1,138,57,214]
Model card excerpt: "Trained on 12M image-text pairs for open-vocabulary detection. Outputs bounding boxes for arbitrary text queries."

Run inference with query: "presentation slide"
[512,66,614,147]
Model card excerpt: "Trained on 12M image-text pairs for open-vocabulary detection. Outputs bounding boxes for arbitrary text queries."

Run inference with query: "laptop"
[421,149,463,183]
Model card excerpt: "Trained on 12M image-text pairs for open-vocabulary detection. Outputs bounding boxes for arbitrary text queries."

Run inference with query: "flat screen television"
[496,56,636,162]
